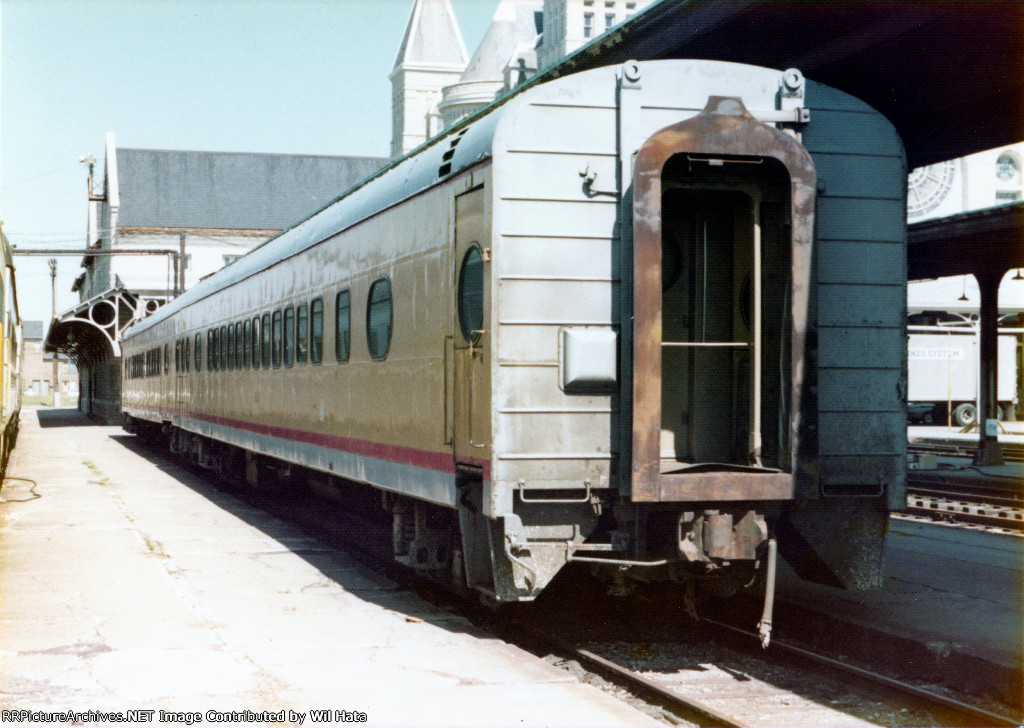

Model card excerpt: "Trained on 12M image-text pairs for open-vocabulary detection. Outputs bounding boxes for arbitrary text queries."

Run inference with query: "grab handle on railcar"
[517,480,592,503]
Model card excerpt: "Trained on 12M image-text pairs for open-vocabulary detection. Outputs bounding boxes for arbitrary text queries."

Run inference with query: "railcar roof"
[125,107,503,339]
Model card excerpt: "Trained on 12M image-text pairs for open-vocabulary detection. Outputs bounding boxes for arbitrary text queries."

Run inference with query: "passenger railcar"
[0,224,23,477]
[121,60,907,633]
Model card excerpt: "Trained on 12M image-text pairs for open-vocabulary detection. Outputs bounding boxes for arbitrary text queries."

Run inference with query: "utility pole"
[48,258,60,407]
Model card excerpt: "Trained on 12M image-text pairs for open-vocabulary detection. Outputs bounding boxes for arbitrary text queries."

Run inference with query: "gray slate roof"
[116,149,388,231]
[24,320,44,341]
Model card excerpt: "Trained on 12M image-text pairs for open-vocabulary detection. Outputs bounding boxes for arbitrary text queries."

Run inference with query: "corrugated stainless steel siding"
[488,61,803,493]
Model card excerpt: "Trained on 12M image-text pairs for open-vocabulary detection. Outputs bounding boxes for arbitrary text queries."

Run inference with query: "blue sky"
[1,0,498,322]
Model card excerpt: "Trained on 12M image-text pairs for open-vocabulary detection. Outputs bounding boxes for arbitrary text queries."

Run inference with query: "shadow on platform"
[32,407,94,429]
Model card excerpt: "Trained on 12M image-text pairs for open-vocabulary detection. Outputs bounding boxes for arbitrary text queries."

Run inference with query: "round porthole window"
[458,246,484,341]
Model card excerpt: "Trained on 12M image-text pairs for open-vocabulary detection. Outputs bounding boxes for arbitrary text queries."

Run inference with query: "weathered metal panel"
[498,279,614,324]
[815,198,907,242]
[817,241,905,285]
[497,412,613,459]
[819,368,903,412]
[496,324,559,364]
[497,151,619,203]
[817,284,904,327]
[816,455,903,487]
[498,236,615,280]
[819,412,905,455]
[811,154,906,201]
[499,199,619,239]
[493,364,613,410]
[803,83,907,505]
[659,471,793,502]
[799,105,905,156]
[817,326,906,369]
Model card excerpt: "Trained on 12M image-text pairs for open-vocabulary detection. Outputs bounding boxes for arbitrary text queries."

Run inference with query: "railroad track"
[908,441,1024,464]
[532,620,1020,728]
[903,493,1024,532]
[906,474,1022,507]
[905,468,1024,531]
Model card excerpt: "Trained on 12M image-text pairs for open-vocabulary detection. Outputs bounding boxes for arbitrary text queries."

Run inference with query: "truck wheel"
[953,403,977,427]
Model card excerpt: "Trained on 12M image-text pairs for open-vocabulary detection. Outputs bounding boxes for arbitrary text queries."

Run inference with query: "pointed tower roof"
[460,0,541,83]
[393,0,469,71]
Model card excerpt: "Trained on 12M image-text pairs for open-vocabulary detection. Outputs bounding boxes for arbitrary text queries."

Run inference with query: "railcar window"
[458,246,484,341]
[195,333,202,371]
[235,321,243,370]
[261,313,272,368]
[284,306,295,367]
[220,325,228,371]
[252,316,261,368]
[208,330,216,371]
[227,325,235,371]
[164,344,169,374]
[243,320,251,369]
[310,298,323,364]
[335,290,351,362]
[272,310,283,368]
[175,341,180,372]
[296,304,308,364]
[367,277,392,360]
[184,338,190,372]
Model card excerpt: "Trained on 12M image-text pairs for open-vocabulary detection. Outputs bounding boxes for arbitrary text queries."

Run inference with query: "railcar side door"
[451,186,491,468]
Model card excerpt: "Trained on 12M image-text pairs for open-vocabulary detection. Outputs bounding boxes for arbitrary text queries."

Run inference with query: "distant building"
[390,0,470,157]
[437,0,543,130]
[48,133,387,422]
[908,142,1024,316]
[908,143,1024,223]
[907,144,1024,419]
[23,320,78,401]
[390,0,655,157]
[534,0,651,71]
[78,133,388,307]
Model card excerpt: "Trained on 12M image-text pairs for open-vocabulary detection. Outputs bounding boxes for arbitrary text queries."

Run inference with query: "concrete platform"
[0,408,660,727]
[908,422,1024,459]
[771,518,1023,711]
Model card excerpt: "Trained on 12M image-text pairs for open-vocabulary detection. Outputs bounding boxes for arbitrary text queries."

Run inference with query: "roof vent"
[438,127,470,178]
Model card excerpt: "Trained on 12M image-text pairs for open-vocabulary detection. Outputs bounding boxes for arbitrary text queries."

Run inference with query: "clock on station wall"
[907,160,956,218]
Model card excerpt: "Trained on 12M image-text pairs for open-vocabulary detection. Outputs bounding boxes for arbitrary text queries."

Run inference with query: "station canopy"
[536,0,1024,282]
[540,0,1023,170]
[44,286,140,367]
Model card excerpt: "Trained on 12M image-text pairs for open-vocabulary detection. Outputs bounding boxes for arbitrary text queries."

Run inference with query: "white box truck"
[908,326,1018,426]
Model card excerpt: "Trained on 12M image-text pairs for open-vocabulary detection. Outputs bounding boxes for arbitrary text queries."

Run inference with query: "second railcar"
[121,60,907,623]
[0,225,22,478]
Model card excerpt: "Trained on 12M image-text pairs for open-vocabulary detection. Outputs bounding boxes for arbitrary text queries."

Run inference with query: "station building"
[47,134,386,422]
[908,144,1024,421]
[22,320,78,401]
[391,0,655,157]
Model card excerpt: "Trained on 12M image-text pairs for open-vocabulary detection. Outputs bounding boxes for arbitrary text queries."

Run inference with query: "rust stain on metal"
[660,471,793,502]
[631,96,817,503]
